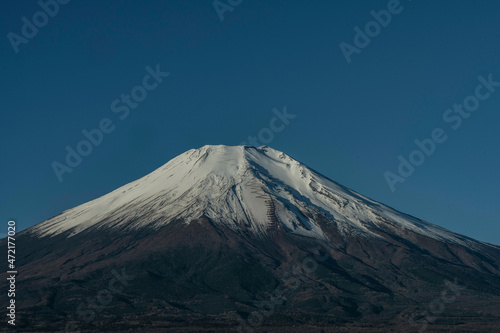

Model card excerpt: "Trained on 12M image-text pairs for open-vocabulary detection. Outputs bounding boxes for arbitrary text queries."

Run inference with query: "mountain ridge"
[3,145,500,332]
[28,145,494,253]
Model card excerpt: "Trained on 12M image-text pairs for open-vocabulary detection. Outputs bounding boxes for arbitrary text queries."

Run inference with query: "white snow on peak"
[29,145,475,247]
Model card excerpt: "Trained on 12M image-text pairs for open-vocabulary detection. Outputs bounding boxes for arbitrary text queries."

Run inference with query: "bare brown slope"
[1,216,499,332]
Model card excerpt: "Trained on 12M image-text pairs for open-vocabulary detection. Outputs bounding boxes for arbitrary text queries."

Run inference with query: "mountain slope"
[2,145,500,332]
[30,145,485,248]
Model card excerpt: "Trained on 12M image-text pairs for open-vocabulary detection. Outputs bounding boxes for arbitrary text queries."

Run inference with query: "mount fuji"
[2,145,500,332]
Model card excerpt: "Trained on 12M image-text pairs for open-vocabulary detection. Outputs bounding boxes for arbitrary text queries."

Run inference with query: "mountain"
[2,145,500,332]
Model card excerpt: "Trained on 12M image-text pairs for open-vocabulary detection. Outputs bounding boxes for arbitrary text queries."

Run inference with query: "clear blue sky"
[1,0,499,244]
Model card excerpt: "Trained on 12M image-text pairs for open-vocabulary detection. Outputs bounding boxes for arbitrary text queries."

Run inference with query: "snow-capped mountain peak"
[30,145,478,249]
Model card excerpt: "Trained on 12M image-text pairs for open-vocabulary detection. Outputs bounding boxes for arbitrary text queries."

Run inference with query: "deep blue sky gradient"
[1,0,499,244]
